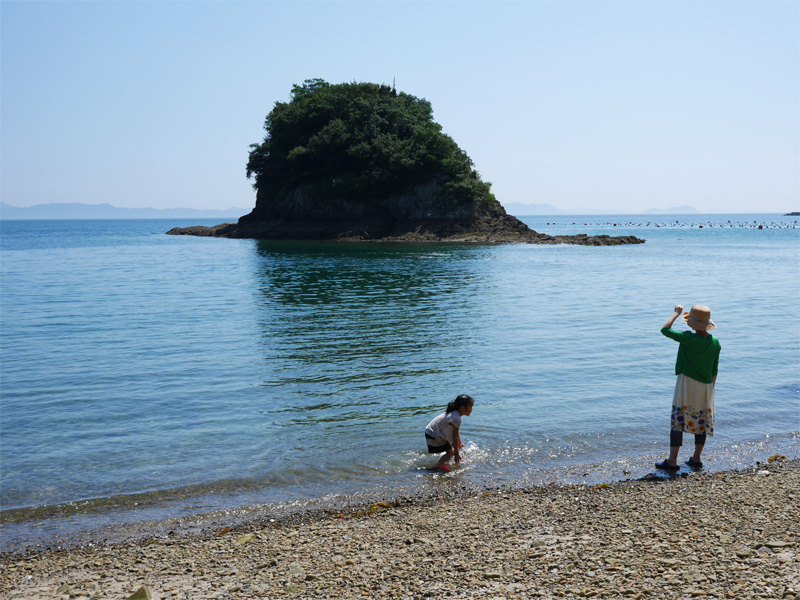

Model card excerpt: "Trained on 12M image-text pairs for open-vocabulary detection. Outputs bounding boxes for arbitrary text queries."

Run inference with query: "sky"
[1,0,798,214]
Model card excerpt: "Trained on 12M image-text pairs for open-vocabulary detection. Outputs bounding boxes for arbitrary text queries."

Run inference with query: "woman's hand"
[663,305,683,329]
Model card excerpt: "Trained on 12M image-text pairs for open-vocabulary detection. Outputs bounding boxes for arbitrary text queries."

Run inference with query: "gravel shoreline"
[2,458,797,600]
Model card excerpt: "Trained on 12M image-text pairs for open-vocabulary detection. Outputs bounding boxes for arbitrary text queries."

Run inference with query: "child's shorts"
[425,433,452,454]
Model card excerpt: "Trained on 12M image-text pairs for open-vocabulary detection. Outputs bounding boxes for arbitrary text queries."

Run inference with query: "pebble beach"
[2,458,797,600]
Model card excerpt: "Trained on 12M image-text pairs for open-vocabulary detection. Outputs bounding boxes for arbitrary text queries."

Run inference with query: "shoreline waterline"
[2,440,797,557]
[2,458,797,599]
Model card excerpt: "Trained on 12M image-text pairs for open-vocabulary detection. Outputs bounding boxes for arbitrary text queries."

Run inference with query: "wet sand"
[2,458,797,599]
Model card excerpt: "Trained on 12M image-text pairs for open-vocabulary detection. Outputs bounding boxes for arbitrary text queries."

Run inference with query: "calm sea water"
[1,214,798,551]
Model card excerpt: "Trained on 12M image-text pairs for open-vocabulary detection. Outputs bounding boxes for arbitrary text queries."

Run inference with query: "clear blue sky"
[2,1,798,213]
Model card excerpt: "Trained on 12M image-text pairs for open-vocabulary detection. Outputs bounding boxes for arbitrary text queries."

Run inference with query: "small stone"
[126,587,153,600]
[235,533,255,545]
[484,571,503,579]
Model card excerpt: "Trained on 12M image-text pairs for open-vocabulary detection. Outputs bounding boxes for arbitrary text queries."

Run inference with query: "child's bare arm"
[662,304,684,329]
[452,425,463,463]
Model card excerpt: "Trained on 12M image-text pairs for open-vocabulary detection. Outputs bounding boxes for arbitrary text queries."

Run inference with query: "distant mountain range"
[0,201,727,219]
[500,202,700,216]
[0,202,251,220]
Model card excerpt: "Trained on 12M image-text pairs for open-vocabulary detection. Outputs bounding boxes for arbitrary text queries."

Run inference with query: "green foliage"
[246,79,499,218]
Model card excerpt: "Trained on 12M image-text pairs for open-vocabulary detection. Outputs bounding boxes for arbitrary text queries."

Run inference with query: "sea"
[1,214,798,553]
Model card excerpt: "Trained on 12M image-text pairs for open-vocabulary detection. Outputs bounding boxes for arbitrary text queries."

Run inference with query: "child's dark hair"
[447,394,475,413]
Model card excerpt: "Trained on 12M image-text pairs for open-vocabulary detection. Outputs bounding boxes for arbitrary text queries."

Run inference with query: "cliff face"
[167,79,644,246]
[242,178,481,228]
[218,177,506,240]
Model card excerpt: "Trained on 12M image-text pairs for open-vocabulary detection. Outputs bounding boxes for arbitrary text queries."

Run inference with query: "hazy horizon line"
[1,200,796,219]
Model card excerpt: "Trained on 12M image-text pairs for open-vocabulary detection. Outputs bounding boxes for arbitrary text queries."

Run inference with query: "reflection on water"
[251,241,494,413]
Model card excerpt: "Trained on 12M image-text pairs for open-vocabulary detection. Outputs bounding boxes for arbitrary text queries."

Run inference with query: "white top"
[425,411,461,445]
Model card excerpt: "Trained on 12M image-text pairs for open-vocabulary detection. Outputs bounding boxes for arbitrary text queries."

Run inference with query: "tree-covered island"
[168,79,643,245]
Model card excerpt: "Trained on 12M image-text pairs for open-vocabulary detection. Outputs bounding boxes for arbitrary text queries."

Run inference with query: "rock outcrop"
[167,210,644,246]
[167,80,644,246]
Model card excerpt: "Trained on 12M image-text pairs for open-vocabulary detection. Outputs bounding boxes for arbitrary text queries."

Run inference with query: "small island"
[168,80,643,246]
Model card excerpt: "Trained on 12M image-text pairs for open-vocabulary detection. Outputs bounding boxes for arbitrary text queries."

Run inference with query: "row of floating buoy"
[542,220,798,229]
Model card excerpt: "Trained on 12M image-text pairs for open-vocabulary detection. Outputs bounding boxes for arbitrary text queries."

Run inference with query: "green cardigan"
[661,327,721,384]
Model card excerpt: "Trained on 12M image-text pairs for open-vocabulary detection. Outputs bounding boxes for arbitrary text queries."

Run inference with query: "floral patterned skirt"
[671,374,715,436]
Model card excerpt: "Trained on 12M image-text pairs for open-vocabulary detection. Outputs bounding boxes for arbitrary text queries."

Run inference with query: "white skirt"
[671,374,715,436]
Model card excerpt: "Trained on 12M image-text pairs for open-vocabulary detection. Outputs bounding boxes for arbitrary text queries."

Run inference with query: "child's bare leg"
[437,448,455,466]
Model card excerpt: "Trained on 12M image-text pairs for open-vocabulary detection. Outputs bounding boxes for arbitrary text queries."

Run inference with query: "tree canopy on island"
[244,79,502,223]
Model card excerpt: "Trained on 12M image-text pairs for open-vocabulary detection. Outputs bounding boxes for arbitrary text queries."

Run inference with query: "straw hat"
[683,305,716,331]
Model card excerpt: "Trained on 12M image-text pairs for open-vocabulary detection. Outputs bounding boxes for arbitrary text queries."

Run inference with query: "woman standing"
[657,305,721,470]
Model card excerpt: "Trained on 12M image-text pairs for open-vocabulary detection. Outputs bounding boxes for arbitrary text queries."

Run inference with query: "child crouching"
[424,394,474,468]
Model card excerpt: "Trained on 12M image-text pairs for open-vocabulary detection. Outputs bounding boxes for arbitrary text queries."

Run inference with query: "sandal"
[686,458,703,468]
[655,460,679,470]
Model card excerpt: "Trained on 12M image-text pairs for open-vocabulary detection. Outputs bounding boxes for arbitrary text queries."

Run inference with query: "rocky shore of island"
[3,457,796,599]
[166,212,644,246]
